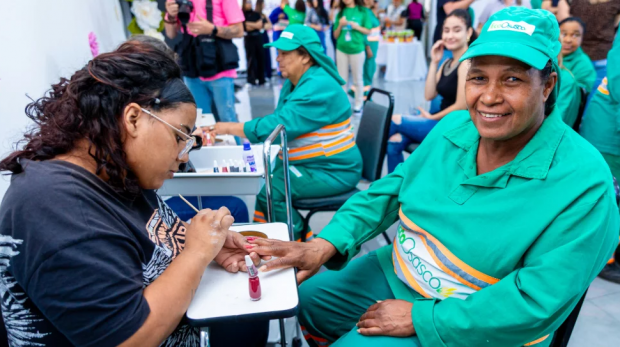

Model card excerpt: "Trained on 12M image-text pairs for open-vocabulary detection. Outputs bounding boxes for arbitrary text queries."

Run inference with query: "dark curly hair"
[0,41,195,195]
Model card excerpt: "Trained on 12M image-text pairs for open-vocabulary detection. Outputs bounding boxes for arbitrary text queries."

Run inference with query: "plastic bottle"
[242,139,258,173]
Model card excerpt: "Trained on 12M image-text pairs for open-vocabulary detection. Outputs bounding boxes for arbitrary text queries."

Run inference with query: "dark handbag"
[195,0,239,77]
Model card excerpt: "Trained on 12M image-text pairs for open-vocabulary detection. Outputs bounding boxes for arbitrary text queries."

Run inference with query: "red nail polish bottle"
[246,255,261,301]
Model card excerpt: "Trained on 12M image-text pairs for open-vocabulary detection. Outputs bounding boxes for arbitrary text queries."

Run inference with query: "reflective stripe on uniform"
[598,77,609,95]
[286,133,356,161]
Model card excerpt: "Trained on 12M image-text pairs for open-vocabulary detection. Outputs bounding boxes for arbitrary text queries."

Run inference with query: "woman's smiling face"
[465,56,557,142]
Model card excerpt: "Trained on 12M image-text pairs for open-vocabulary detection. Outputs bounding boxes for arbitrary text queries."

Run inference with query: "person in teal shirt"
[281,0,306,25]
[334,0,372,115]
[559,17,596,92]
[556,53,582,128]
[247,8,618,347]
[580,29,620,284]
[208,25,363,242]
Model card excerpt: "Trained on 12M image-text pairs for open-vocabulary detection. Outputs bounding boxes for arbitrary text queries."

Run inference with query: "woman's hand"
[417,107,435,120]
[430,40,445,64]
[165,1,179,18]
[339,16,349,27]
[357,300,416,337]
[184,207,234,262]
[247,238,338,284]
[214,231,263,273]
[187,15,215,35]
[349,21,361,31]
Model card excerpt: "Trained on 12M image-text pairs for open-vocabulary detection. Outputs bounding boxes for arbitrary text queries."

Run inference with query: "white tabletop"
[186,223,299,326]
[375,39,428,82]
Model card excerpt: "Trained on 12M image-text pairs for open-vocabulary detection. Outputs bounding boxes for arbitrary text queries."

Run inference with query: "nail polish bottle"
[213,160,219,173]
[245,255,261,301]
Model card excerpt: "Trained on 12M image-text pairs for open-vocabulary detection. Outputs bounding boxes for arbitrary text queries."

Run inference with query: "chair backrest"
[549,289,588,347]
[356,88,395,182]
[572,87,588,132]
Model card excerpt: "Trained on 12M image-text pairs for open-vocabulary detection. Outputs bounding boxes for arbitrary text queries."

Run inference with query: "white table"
[186,223,299,346]
[375,39,428,82]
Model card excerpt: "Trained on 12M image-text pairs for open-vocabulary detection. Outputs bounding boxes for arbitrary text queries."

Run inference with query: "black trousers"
[245,33,266,85]
[407,19,423,41]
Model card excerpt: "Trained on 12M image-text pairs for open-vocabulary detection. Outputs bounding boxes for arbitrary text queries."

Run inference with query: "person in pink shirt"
[164,0,244,126]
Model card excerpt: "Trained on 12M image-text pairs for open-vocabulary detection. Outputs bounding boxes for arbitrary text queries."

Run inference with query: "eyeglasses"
[141,108,195,159]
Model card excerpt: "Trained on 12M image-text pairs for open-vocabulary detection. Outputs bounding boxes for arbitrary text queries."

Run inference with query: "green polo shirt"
[581,29,620,157]
[556,67,581,128]
[283,5,305,25]
[563,47,597,92]
[319,110,618,347]
[336,6,372,54]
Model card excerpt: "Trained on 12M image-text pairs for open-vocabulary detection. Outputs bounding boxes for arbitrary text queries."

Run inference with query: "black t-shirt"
[433,0,457,43]
[244,10,263,33]
[0,160,198,346]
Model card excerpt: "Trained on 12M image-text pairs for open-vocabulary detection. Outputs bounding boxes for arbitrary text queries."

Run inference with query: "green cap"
[265,24,346,85]
[460,8,561,107]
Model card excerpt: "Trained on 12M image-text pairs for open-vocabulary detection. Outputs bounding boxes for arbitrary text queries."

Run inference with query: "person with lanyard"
[349,0,381,99]
[245,8,618,347]
[0,41,267,346]
[559,17,596,92]
[305,0,331,52]
[205,25,363,243]
[334,0,373,117]
[580,29,620,284]
[281,0,307,25]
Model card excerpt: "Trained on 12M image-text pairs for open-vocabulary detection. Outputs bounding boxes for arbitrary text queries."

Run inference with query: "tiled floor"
[235,75,620,347]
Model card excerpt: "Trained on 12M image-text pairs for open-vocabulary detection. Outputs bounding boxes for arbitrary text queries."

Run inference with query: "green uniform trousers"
[253,158,360,241]
[298,251,422,346]
[363,41,379,88]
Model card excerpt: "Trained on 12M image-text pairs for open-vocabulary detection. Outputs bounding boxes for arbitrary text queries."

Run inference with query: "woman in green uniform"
[556,53,581,128]
[348,0,380,99]
[210,25,363,242]
[580,29,620,283]
[559,17,596,92]
[281,0,306,25]
[247,8,618,347]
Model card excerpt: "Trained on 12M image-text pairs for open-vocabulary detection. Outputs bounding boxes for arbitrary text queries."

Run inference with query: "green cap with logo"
[460,7,561,107]
[265,24,346,85]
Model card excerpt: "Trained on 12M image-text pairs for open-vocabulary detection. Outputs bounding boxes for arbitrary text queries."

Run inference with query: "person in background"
[330,0,342,60]
[269,2,288,43]
[350,0,381,99]
[164,0,244,125]
[256,0,274,82]
[476,0,532,34]
[433,0,474,44]
[556,52,581,128]
[306,0,331,52]
[542,0,570,22]
[247,9,618,347]
[282,0,307,25]
[580,29,620,283]
[569,0,620,96]
[402,0,425,41]
[207,25,363,242]
[559,17,596,92]
[385,0,406,30]
[0,41,267,347]
[334,0,372,116]
[387,9,473,173]
[243,0,267,86]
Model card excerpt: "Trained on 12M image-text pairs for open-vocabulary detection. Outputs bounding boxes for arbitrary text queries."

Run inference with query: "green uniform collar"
[563,47,585,63]
[443,111,566,182]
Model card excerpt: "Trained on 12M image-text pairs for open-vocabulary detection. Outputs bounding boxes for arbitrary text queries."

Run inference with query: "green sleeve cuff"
[412,298,447,347]
[243,119,260,143]
[317,227,358,270]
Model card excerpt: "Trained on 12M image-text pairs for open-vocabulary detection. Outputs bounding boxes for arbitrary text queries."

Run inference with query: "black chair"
[572,87,588,132]
[549,289,588,347]
[293,88,395,243]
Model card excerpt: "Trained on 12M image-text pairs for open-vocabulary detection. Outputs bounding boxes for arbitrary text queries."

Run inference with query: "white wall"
[0,0,126,199]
